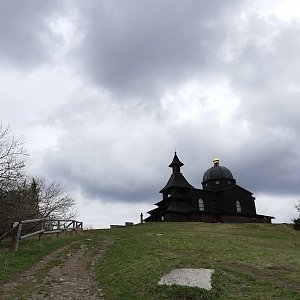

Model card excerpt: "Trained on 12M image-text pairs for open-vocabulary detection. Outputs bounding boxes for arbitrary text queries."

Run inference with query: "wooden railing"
[0,218,83,252]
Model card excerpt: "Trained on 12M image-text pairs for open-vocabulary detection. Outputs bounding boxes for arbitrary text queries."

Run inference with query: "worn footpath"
[0,237,115,300]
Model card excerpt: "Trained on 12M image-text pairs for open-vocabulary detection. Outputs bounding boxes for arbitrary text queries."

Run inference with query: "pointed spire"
[160,152,194,192]
[169,152,184,174]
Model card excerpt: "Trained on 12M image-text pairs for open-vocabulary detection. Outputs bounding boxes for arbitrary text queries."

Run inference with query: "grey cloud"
[75,0,242,97]
[0,0,66,68]
[38,93,172,203]
[227,16,300,126]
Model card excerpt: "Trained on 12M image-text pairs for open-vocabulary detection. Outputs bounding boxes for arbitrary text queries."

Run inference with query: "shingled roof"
[160,152,194,192]
[159,172,195,192]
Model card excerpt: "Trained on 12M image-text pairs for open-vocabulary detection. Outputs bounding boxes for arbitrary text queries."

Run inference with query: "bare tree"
[0,124,27,191]
[35,177,78,220]
[0,124,77,235]
[0,176,78,235]
[0,179,40,235]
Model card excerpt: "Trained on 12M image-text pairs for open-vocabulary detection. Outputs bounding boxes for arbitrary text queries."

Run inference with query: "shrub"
[292,217,300,230]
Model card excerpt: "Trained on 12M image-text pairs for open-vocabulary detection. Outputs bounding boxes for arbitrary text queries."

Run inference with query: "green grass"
[0,223,299,299]
[95,223,300,299]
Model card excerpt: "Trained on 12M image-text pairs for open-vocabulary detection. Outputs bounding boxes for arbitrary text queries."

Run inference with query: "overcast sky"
[1,0,300,228]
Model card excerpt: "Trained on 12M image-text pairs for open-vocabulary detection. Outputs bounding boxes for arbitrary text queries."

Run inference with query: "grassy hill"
[1,222,299,299]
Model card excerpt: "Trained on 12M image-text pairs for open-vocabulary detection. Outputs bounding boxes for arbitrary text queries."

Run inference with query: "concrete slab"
[158,268,214,290]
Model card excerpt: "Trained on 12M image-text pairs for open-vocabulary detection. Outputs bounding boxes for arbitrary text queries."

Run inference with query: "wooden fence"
[0,218,83,252]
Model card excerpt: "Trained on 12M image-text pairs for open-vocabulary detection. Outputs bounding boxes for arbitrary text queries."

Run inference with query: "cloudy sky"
[1,0,300,228]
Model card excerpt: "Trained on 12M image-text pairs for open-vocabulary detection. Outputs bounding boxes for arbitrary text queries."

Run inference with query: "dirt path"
[1,237,115,300]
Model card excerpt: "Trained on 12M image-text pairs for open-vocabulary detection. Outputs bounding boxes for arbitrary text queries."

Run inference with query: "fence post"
[10,222,19,248]
[75,221,79,235]
[56,220,60,237]
[12,222,23,252]
[39,219,45,241]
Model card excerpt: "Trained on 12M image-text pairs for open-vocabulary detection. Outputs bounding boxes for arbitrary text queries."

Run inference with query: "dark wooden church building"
[144,153,273,223]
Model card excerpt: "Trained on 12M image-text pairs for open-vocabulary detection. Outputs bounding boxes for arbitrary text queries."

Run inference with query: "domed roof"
[202,158,234,182]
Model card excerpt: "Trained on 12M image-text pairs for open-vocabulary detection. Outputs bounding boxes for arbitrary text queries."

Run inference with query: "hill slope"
[0,223,299,299]
[97,222,300,299]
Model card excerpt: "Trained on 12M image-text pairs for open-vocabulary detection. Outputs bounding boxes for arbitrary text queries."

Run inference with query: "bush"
[292,217,300,230]
[292,201,300,230]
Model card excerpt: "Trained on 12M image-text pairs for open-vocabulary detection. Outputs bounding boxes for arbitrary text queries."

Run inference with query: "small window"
[236,201,242,213]
[215,181,220,184]
[161,216,165,221]
[198,199,205,211]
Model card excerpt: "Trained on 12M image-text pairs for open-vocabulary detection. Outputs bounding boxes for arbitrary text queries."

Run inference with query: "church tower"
[145,152,195,222]
[160,152,195,200]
